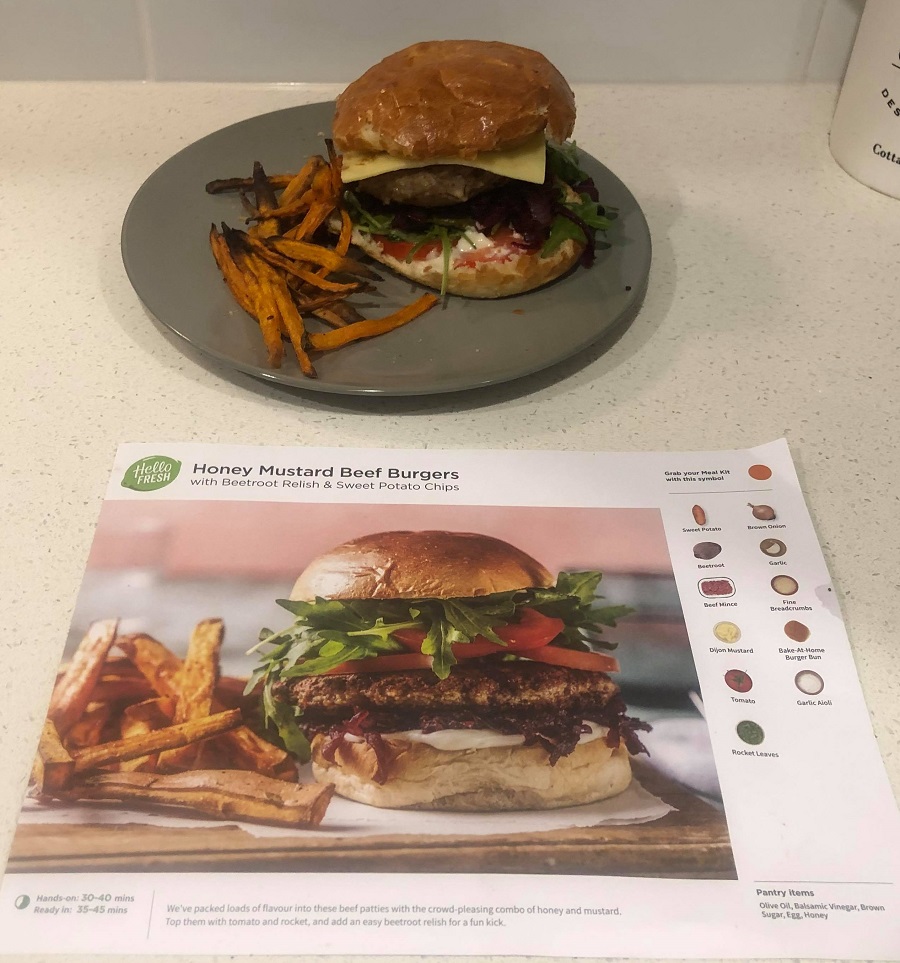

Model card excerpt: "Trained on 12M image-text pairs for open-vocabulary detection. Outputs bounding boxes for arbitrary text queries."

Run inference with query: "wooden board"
[7,766,736,878]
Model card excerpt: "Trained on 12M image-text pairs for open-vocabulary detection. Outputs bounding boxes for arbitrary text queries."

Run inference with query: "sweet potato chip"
[72,770,334,827]
[309,294,440,352]
[49,620,119,737]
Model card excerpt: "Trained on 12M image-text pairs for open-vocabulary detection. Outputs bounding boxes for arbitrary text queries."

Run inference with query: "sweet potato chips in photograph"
[34,617,333,828]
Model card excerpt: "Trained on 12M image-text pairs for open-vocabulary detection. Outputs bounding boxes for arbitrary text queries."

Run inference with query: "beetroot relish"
[352,173,599,268]
[320,710,394,785]
[315,700,650,784]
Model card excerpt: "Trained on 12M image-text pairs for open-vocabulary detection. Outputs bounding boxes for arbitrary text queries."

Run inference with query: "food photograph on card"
[12,499,734,878]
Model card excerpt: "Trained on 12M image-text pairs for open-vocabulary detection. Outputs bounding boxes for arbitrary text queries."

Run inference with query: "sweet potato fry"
[49,620,119,737]
[174,619,223,721]
[121,697,175,727]
[251,161,280,238]
[230,243,285,367]
[81,656,142,678]
[249,187,315,223]
[32,721,75,794]
[117,631,290,776]
[209,225,256,316]
[158,619,224,770]
[308,298,362,325]
[279,155,325,206]
[72,709,241,774]
[283,199,335,241]
[240,234,365,295]
[266,238,378,278]
[325,138,343,198]
[310,307,349,329]
[309,294,440,352]
[334,208,353,256]
[288,286,353,314]
[119,697,175,773]
[120,696,174,738]
[116,633,182,699]
[70,770,334,828]
[65,702,113,750]
[91,676,155,704]
[206,725,293,779]
[285,265,365,294]
[264,258,363,296]
[261,165,338,222]
[268,271,317,378]
[206,173,293,195]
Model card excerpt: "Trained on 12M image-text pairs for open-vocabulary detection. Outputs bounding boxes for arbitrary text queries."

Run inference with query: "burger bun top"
[291,530,554,601]
[332,40,576,160]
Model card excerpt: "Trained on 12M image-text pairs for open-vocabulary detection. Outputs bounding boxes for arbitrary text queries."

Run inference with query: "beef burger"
[331,40,614,298]
[251,530,648,810]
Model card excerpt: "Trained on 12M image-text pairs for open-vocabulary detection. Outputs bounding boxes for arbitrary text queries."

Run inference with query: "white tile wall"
[0,0,866,83]
[0,0,145,80]
[807,0,864,81]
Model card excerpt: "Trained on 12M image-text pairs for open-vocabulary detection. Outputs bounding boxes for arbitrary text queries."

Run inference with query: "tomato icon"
[724,669,753,693]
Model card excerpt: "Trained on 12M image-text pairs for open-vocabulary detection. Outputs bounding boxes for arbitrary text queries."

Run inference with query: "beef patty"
[276,661,619,727]
[356,165,507,207]
[278,662,650,764]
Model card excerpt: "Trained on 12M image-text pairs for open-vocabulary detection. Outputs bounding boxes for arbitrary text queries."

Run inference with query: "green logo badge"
[121,455,182,492]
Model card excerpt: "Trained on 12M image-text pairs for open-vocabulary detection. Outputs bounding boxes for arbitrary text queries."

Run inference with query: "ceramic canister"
[829,0,900,199]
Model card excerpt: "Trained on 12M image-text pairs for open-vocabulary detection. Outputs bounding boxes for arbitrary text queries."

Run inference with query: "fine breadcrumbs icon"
[770,575,798,596]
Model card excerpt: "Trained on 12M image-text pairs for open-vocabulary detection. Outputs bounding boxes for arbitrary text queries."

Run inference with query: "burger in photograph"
[331,40,614,297]
[249,530,649,811]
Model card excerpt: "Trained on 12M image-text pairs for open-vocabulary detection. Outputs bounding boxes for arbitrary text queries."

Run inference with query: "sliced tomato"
[454,228,530,269]
[324,652,432,675]
[374,236,443,262]
[393,607,563,658]
[522,646,619,674]
[392,628,424,649]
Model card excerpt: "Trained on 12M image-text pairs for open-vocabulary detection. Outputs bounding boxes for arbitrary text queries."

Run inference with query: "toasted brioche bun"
[291,530,553,601]
[348,229,584,299]
[310,732,632,811]
[333,40,575,159]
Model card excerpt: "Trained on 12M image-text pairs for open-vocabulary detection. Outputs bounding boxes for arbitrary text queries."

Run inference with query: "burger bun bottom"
[349,229,583,300]
[310,732,632,811]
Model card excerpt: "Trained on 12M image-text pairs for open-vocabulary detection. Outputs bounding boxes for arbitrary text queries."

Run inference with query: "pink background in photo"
[87,502,674,582]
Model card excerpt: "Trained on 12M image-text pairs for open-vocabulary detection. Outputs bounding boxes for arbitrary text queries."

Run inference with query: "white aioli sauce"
[344,721,608,752]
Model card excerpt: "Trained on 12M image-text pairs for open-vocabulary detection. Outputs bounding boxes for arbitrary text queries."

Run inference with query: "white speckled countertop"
[0,81,898,963]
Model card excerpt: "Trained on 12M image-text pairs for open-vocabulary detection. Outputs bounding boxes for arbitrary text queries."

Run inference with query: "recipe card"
[1,439,897,958]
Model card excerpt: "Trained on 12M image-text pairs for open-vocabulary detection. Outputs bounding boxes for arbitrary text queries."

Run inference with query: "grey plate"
[121,103,651,396]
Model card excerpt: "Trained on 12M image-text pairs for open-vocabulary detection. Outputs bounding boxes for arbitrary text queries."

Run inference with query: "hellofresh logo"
[121,455,182,492]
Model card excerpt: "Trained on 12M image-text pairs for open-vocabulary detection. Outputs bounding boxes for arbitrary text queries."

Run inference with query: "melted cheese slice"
[340,130,547,185]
